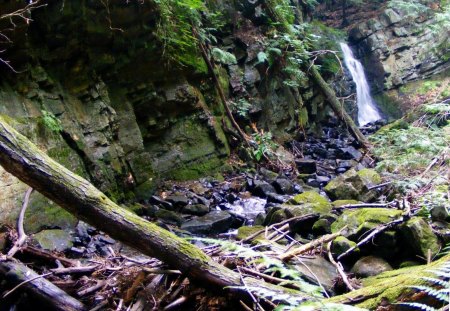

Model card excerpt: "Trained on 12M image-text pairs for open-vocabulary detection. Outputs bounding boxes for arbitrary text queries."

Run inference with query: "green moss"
[357,169,382,186]
[236,226,265,242]
[331,208,403,239]
[169,156,224,181]
[289,191,331,211]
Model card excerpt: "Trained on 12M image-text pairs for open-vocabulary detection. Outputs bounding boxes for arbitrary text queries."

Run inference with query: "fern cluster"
[400,259,450,310]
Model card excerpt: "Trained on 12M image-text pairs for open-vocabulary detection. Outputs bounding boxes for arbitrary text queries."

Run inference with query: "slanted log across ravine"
[0,116,304,299]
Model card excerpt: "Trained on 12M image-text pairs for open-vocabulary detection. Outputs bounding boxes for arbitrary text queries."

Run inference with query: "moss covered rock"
[236,226,265,244]
[331,208,402,240]
[400,217,441,259]
[32,229,73,252]
[324,169,381,201]
[288,191,332,214]
[332,236,359,257]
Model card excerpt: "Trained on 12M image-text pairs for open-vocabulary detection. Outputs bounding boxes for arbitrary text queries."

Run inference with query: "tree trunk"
[0,260,86,311]
[0,117,304,300]
[309,66,369,147]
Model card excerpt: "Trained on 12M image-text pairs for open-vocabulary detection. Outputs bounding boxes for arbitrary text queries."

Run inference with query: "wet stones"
[180,211,235,235]
[295,159,317,174]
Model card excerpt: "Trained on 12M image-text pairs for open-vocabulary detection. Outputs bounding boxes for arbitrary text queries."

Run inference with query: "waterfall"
[340,42,382,126]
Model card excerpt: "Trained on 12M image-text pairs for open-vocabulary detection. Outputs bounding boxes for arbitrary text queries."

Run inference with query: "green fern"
[40,110,62,133]
[400,260,450,310]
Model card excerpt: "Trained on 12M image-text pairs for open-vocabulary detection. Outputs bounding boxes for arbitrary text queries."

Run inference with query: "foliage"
[252,131,277,161]
[370,126,448,175]
[40,110,62,133]
[231,98,252,118]
[189,237,324,304]
[211,47,237,65]
[399,258,450,310]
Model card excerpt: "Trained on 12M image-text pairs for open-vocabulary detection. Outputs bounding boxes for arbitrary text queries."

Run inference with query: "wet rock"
[259,168,278,181]
[76,221,94,243]
[181,211,234,234]
[272,178,295,195]
[181,204,210,216]
[400,217,441,259]
[430,205,450,222]
[295,256,339,292]
[331,208,402,240]
[149,195,173,210]
[331,236,359,258]
[236,226,265,242]
[33,229,73,252]
[306,178,320,188]
[166,195,190,208]
[337,146,362,160]
[251,180,277,198]
[351,256,393,278]
[155,209,185,226]
[98,236,115,245]
[267,193,288,204]
[295,159,317,174]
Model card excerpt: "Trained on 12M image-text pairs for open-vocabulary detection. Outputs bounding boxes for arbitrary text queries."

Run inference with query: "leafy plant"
[232,98,252,118]
[40,110,62,133]
[399,259,450,310]
[211,47,237,65]
[252,131,277,161]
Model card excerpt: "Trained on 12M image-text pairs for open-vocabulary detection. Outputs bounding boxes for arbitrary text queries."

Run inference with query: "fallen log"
[0,116,305,300]
[0,259,86,311]
[326,254,450,310]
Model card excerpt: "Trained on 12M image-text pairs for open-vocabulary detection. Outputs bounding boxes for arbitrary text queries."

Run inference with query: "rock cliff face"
[349,8,449,92]
[0,0,316,228]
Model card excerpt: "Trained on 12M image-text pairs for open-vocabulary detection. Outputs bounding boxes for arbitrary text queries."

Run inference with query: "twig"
[50,265,100,275]
[241,214,319,243]
[279,227,347,262]
[327,242,355,291]
[237,267,265,311]
[77,280,107,297]
[367,182,392,190]
[333,202,396,210]
[7,187,34,257]
[337,218,404,261]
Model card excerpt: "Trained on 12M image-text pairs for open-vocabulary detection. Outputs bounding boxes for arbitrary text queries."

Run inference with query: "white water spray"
[340,42,382,126]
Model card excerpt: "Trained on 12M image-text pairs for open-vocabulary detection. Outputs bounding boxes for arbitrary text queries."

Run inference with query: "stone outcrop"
[349,8,449,92]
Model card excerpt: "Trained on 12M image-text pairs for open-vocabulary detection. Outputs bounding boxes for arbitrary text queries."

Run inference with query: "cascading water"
[340,42,382,126]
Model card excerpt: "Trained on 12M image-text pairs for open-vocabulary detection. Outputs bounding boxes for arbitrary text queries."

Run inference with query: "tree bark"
[0,117,304,300]
[309,66,369,146]
[0,259,86,311]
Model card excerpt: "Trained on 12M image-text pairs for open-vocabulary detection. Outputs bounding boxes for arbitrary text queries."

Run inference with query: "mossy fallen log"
[326,254,450,310]
[0,116,305,300]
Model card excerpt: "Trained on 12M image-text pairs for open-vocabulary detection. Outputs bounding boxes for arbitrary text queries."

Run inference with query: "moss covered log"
[0,116,305,299]
[327,254,450,309]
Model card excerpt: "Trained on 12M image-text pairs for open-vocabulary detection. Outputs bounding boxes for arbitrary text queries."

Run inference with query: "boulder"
[331,208,402,240]
[400,217,441,259]
[251,180,277,198]
[331,236,359,258]
[272,178,295,195]
[295,159,317,174]
[351,256,393,278]
[155,209,185,226]
[181,204,210,216]
[288,191,332,214]
[33,229,73,252]
[324,169,381,201]
[180,211,234,234]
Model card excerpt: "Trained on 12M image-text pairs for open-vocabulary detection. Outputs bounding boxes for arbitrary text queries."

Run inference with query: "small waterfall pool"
[340,42,382,126]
